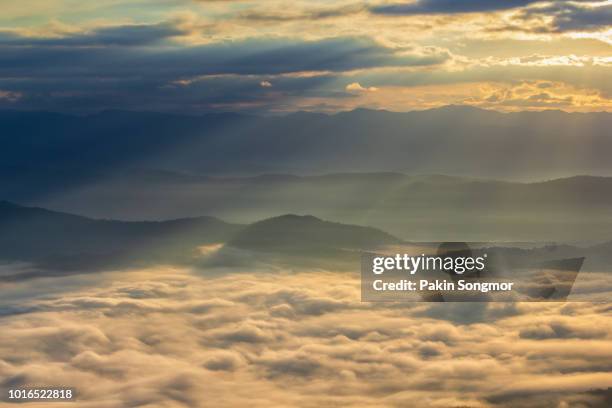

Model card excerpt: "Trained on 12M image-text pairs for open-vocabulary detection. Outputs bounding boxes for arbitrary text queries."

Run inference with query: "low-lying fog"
[1,255,611,407]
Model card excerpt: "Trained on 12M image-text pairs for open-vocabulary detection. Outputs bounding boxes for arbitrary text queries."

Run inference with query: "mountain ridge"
[229,213,401,253]
[6,171,612,242]
[1,106,611,188]
[0,200,243,274]
[0,202,403,276]
[3,104,610,119]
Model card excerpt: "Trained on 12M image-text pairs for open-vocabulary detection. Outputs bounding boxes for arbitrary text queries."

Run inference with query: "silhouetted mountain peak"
[424,104,499,116]
[229,214,401,253]
[0,201,243,274]
[258,214,321,224]
[284,110,329,120]
[0,200,84,221]
[530,175,612,188]
[0,200,18,209]
[334,107,394,119]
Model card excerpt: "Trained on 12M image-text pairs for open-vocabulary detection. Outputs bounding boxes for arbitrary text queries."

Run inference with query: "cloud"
[325,75,612,113]
[0,22,186,47]
[472,80,612,111]
[0,27,446,112]
[0,32,423,77]
[237,3,366,22]
[0,90,21,102]
[551,4,612,32]
[0,1,610,114]
[0,266,611,407]
[371,0,541,15]
[510,2,612,33]
[346,82,378,92]
[202,350,245,371]
[207,323,275,344]
[519,320,607,340]
[255,350,324,378]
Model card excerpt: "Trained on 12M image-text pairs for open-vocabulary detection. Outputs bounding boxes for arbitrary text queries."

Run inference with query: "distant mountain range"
[1,106,611,202]
[2,107,612,242]
[229,214,400,255]
[0,201,400,278]
[15,172,612,242]
[1,200,611,280]
[0,201,241,276]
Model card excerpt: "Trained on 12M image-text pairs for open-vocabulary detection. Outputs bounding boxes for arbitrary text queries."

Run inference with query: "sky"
[0,0,611,113]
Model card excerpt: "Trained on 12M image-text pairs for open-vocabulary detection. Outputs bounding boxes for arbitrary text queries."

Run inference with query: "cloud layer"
[371,0,541,15]
[0,29,446,112]
[1,264,611,407]
[0,0,609,113]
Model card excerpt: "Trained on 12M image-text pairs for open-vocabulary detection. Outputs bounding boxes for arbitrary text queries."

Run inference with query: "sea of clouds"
[0,260,611,407]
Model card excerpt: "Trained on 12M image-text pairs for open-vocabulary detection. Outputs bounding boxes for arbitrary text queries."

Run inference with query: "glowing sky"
[0,0,610,113]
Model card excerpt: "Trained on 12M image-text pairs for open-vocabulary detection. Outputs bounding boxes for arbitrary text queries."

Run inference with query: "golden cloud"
[0,265,611,407]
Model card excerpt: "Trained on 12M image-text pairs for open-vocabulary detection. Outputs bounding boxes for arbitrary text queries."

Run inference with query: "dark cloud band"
[371,0,541,15]
[0,26,446,112]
